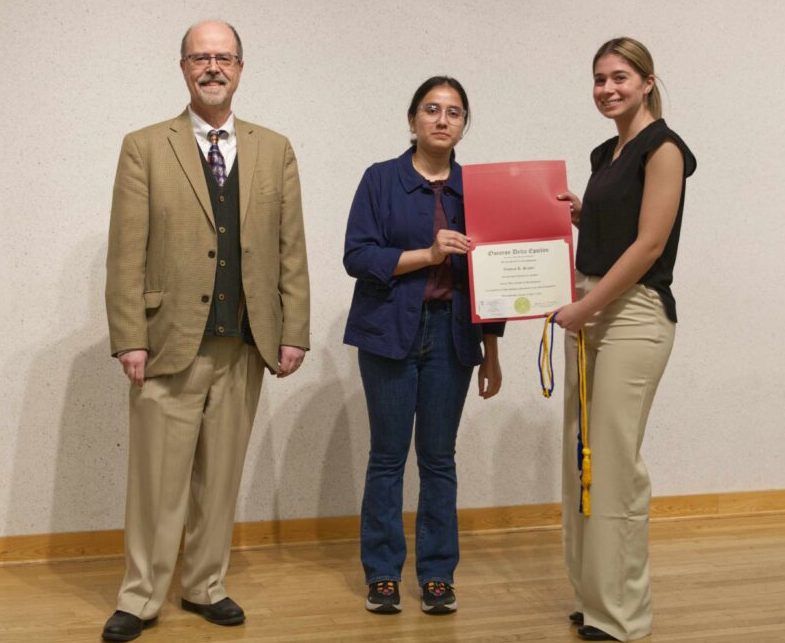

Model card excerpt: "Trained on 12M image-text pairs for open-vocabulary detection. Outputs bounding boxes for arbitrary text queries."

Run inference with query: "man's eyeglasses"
[183,53,241,69]
[418,103,466,125]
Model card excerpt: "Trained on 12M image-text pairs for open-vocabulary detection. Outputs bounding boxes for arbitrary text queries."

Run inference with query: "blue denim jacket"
[343,147,504,366]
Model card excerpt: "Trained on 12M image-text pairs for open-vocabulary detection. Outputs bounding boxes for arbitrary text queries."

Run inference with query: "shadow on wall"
[492,406,560,506]
[484,336,562,507]
[5,236,127,541]
[239,315,369,594]
[243,316,369,539]
[5,235,371,541]
[5,235,125,610]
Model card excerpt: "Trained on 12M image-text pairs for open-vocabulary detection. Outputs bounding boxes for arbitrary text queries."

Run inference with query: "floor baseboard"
[2,489,783,565]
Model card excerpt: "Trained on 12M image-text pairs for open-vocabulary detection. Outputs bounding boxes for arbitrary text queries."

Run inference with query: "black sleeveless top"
[576,119,697,322]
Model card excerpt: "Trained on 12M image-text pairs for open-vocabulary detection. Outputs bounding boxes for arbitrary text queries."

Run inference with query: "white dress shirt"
[188,106,237,174]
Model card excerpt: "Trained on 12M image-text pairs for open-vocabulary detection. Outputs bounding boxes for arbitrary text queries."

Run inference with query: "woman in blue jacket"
[344,76,504,616]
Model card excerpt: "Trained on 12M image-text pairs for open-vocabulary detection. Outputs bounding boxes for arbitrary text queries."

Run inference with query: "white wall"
[1,0,783,537]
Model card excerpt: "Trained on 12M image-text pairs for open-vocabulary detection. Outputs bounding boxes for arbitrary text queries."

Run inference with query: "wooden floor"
[1,514,784,642]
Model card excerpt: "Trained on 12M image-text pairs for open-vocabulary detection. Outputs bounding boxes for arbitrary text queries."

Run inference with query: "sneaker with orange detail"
[365,580,401,614]
[420,581,457,614]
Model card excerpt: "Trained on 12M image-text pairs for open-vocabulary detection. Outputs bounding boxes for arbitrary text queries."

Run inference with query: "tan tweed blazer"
[105,110,310,377]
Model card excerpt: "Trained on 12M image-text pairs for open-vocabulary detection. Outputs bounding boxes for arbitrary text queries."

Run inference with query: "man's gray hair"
[180,21,243,61]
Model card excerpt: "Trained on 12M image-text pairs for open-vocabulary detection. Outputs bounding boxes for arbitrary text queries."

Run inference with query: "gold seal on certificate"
[471,239,573,321]
[462,160,576,322]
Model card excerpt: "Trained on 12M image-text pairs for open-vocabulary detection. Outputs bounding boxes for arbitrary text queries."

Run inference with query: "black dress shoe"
[181,597,245,625]
[569,611,584,626]
[102,610,156,641]
[578,625,619,641]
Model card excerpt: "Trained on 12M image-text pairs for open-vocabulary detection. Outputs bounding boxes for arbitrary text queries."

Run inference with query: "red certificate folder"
[463,161,575,322]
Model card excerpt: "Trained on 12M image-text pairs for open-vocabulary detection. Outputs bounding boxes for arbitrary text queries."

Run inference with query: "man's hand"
[277,345,306,378]
[118,350,148,387]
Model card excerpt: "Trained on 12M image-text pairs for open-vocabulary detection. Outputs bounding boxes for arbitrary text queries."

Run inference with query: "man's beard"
[196,72,228,105]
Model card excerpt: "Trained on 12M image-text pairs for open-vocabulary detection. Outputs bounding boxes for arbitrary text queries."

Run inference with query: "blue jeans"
[358,302,473,586]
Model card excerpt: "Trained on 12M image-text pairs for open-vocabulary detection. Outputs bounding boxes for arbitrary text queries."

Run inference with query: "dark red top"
[423,181,454,301]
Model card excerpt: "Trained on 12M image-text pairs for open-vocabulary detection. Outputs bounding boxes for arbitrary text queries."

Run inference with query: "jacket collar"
[168,110,214,228]
[167,109,258,230]
[234,117,257,228]
[396,146,463,196]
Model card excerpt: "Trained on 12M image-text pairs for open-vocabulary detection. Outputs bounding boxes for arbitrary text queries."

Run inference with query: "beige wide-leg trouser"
[116,336,264,620]
[562,274,675,641]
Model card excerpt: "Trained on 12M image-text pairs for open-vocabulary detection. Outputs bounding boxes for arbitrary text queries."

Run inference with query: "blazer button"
[208,250,216,258]
[201,295,209,303]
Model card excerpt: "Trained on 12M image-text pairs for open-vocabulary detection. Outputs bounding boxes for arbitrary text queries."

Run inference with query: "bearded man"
[102,20,309,641]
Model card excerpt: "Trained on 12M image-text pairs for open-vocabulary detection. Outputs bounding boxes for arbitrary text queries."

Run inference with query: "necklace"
[412,155,450,182]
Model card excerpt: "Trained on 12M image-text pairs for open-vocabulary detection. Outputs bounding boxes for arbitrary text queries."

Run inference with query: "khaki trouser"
[562,273,675,641]
[116,336,264,619]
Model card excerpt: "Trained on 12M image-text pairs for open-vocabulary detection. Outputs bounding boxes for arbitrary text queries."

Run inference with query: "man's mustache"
[197,73,227,86]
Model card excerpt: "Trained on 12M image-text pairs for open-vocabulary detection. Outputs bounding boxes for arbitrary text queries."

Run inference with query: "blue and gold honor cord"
[539,314,592,516]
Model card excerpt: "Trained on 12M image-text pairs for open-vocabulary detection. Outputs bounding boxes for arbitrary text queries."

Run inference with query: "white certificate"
[470,239,574,320]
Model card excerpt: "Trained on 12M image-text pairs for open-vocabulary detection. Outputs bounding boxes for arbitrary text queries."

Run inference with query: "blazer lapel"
[168,110,214,229]
[236,118,257,228]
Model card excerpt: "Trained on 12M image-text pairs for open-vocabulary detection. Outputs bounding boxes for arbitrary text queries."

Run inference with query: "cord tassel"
[576,329,591,516]
[581,447,592,486]
[581,446,592,515]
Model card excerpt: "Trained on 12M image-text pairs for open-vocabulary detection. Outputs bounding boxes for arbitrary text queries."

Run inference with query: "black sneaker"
[365,580,401,614]
[420,581,457,614]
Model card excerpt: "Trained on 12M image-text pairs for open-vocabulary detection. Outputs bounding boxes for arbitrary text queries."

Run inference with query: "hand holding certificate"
[463,161,575,322]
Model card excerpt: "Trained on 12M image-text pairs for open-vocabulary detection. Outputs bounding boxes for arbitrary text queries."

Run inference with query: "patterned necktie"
[207,129,227,187]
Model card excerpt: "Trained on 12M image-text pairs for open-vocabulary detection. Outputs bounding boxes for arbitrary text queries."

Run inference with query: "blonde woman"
[555,38,696,641]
